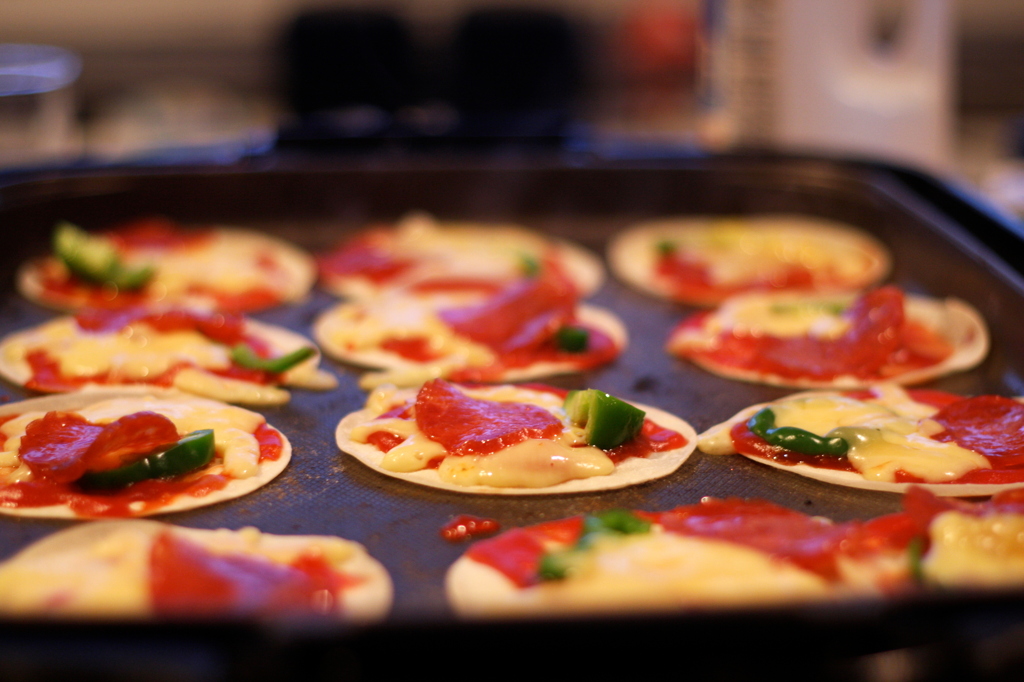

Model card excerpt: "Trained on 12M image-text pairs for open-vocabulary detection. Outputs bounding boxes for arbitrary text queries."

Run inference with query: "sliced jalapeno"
[77,429,215,490]
[555,326,589,353]
[231,344,315,373]
[564,389,645,450]
[53,221,154,290]
[540,510,652,581]
[747,407,849,457]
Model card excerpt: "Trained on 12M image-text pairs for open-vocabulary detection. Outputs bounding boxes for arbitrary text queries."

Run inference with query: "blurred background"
[2,0,1024,216]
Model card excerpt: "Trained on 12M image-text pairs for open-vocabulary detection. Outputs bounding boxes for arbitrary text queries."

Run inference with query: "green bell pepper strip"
[746,407,849,457]
[540,510,653,581]
[231,344,315,374]
[53,221,155,290]
[77,429,215,490]
[655,240,676,256]
[555,326,589,353]
[519,253,541,277]
[564,389,646,450]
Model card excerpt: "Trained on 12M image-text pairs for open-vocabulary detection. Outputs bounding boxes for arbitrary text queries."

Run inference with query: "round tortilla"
[314,297,628,389]
[696,390,1024,497]
[0,314,336,406]
[667,293,989,389]
[608,214,891,306]
[335,386,697,495]
[319,217,605,301]
[0,387,291,518]
[17,227,316,313]
[0,520,392,621]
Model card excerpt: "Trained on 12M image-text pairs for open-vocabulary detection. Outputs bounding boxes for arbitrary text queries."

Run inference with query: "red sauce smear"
[468,499,919,588]
[657,251,816,302]
[670,287,954,381]
[731,390,1024,484]
[318,233,415,285]
[105,217,213,251]
[440,514,501,542]
[0,412,280,517]
[150,531,360,616]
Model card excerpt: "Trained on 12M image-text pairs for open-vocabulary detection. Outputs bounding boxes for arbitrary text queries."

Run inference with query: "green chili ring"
[747,407,849,457]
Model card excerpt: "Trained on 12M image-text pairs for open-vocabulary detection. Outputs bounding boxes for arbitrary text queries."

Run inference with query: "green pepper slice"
[564,389,645,450]
[655,240,676,256]
[540,510,652,581]
[555,326,589,353]
[77,429,215,490]
[53,221,155,290]
[747,407,848,457]
[231,344,315,373]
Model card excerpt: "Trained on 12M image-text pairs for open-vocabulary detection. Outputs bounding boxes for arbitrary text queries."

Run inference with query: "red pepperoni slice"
[318,235,415,284]
[654,498,858,580]
[150,531,349,616]
[105,217,212,251]
[438,266,577,356]
[74,307,250,346]
[19,412,105,484]
[466,517,583,587]
[931,396,1024,467]
[81,411,180,472]
[414,379,564,456]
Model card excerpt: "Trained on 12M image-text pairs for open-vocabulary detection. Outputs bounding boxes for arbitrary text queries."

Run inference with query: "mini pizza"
[314,265,626,389]
[0,388,290,518]
[336,379,696,495]
[317,212,604,302]
[698,384,1024,496]
[445,499,919,617]
[667,286,988,388]
[0,520,392,620]
[18,218,316,312]
[0,306,337,406]
[608,214,890,305]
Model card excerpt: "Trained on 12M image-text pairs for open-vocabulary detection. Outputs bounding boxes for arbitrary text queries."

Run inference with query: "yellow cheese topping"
[705,292,854,339]
[924,511,1024,587]
[527,531,832,613]
[665,219,877,287]
[0,396,266,482]
[350,384,615,488]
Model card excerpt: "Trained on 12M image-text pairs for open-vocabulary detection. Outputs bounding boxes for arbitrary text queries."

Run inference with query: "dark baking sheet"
[1,154,1024,680]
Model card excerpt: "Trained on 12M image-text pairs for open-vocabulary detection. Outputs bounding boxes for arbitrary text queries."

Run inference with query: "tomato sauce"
[466,517,583,587]
[657,252,816,302]
[673,287,952,381]
[0,412,282,516]
[440,514,501,542]
[150,531,359,616]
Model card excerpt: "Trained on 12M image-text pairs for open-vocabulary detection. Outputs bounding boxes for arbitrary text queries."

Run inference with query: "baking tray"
[0,153,1023,680]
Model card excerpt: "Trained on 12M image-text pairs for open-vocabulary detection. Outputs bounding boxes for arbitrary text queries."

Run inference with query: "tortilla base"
[0,520,392,621]
[17,227,316,313]
[0,388,291,518]
[696,390,1024,497]
[608,215,891,306]
[669,294,989,389]
[336,389,697,496]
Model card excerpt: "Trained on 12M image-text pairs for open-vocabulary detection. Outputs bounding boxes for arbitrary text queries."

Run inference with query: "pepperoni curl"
[414,380,564,456]
[931,396,1024,467]
[150,531,350,616]
[19,412,105,483]
[81,412,180,472]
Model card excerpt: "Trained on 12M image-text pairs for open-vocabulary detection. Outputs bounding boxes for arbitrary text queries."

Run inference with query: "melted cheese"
[924,511,1024,587]
[706,292,853,339]
[703,386,992,484]
[125,231,302,298]
[351,384,616,488]
[526,531,832,612]
[0,396,266,481]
